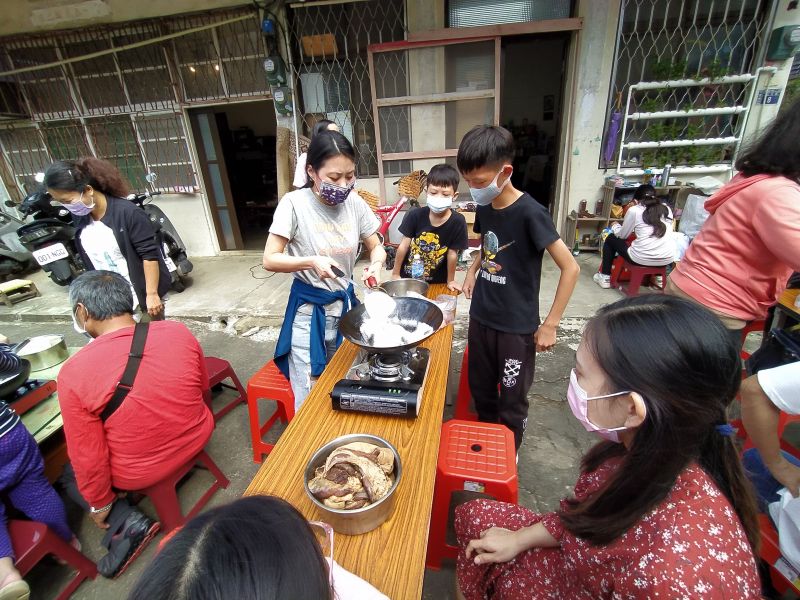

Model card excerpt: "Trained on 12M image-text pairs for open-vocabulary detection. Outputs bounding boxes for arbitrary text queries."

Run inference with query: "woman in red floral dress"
[456,295,761,599]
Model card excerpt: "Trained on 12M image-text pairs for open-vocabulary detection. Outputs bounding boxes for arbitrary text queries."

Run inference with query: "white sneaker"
[593,273,611,289]
[652,275,664,289]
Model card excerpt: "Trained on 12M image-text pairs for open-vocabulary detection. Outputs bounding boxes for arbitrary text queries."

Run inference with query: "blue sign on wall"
[757,88,782,104]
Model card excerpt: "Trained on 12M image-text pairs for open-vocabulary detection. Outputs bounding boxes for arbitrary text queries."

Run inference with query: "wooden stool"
[247,360,295,463]
[426,420,517,570]
[10,520,97,600]
[204,357,246,421]
[0,279,39,307]
[131,449,229,533]
[611,261,667,297]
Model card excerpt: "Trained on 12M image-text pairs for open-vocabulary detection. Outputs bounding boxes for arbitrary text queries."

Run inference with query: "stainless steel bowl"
[339,297,443,353]
[303,434,402,535]
[379,279,429,298]
[16,334,69,371]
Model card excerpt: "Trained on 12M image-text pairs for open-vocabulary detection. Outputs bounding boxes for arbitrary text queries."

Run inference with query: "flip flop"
[0,580,30,600]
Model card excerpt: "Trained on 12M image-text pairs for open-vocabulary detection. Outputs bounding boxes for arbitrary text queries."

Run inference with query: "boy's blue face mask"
[468,168,510,206]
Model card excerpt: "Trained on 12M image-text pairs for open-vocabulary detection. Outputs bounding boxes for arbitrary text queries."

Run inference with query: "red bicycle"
[357,170,427,270]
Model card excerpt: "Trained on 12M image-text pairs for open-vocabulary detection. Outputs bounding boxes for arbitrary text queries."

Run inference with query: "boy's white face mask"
[426,193,453,214]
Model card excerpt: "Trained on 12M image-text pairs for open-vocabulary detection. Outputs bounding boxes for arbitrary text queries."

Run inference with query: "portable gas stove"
[330,347,430,418]
[5,379,57,414]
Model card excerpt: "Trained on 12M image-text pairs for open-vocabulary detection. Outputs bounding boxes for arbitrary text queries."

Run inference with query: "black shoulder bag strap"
[99,322,149,423]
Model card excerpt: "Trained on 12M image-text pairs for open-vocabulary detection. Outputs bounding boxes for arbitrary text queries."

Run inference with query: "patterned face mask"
[317,179,356,206]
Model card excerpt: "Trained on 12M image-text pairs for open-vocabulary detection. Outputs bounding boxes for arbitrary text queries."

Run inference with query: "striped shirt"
[0,345,23,438]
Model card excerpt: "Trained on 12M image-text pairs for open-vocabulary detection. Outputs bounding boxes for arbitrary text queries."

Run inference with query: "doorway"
[189,100,278,251]
[500,34,570,212]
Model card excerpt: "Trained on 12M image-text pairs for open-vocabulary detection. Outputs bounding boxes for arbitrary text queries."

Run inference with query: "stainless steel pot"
[338,297,443,353]
[15,334,69,371]
[303,434,402,535]
[379,279,429,298]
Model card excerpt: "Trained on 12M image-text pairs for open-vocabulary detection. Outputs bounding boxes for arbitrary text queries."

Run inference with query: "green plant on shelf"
[704,59,730,81]
[651,59,687,81]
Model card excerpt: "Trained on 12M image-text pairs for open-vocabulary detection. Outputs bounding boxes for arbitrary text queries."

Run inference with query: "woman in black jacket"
[44,158,170,320]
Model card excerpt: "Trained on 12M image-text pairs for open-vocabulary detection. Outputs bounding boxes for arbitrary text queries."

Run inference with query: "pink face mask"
[567,369,638,443]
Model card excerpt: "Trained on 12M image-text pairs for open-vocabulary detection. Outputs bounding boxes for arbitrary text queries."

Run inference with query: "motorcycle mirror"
[145,172,158,184]
[4,201,15,208]
[34,172,44,184]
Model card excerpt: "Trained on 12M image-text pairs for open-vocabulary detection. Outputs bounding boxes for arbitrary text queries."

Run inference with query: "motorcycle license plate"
[32,243,68,266]
[162,243,177,272]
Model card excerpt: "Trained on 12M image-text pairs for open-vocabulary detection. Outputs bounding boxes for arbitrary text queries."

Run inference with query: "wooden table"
[773,289,800,331]
[245,284,455,600]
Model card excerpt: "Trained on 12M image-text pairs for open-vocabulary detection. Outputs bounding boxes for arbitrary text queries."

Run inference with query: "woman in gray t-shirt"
[264,131,384,408]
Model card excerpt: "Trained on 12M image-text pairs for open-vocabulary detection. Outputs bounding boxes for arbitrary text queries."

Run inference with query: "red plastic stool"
[132,449,229,533]
[204,357,246,421]
[10,520,97,600]
[426,420,518,570]
[454,347,478,421]
[740,319,766,361]
[611,260,667,297]
[247,360,295,463]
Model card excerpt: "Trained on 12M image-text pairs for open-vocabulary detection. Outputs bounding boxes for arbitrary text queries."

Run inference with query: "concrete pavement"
[0,250,622,599]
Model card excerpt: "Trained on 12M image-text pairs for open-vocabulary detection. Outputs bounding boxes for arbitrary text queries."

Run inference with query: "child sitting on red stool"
[594,184,674,289]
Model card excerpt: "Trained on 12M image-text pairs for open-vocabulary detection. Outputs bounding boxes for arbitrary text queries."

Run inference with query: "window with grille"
[287,0,406,178]
[0,126,48,193]
[0,7,261,198]
[602,0,770,169]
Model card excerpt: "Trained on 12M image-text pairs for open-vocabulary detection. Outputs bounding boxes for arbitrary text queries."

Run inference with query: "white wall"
[156,193,219,257]
[560,0,623,219]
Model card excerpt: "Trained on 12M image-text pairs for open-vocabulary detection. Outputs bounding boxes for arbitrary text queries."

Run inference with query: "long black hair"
[634,184,669,238]
[128,496,333,600]
[735,96,800,182]
[303,130,356,189]
[312,118,336,138]
[559,295,759,553]
[44,157,129,198]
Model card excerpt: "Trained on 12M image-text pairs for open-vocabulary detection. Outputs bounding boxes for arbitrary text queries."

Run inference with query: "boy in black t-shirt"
[458,126,579,450]
[391,164,468,289]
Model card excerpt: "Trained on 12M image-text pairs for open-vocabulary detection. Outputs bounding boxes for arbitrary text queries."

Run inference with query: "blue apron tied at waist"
[274,277,358,380]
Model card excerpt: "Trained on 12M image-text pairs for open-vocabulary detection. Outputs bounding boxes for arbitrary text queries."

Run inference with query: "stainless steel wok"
[339,297,443,352]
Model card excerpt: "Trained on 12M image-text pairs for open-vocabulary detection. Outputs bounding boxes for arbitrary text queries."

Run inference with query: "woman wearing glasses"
[593,184,674,289]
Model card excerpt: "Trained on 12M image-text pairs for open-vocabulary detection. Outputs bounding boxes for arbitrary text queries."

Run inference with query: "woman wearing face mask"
[391,163,468,289]
[265,131,385,408]
[454,295,761,599]
[44,158,170,321]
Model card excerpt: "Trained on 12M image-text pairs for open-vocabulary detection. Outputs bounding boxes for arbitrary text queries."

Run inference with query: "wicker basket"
[357,188,381,212]
[394,170,427,199]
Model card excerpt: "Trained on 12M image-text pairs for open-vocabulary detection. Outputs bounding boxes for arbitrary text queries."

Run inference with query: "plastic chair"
[10,520,97,600]
[454,347,478,421]
[610,259,667,297]
[426,420,518,570]
[204,357,246,421]
[247,360,295,463]
[131,449,229,533]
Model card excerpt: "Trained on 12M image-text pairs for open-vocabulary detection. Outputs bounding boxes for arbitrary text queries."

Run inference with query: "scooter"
[128,174,193,293]
[10,192,85,286]
[0,210,35,280]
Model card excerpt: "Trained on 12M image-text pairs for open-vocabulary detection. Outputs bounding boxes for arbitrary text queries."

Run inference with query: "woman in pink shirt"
[668,98,800,343]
